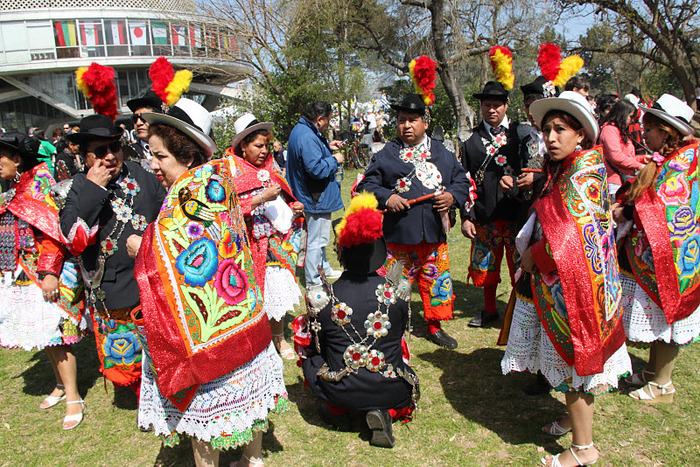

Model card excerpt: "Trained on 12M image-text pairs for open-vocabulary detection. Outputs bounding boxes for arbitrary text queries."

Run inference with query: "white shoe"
[63,399,85,430]
[325,269,342,280]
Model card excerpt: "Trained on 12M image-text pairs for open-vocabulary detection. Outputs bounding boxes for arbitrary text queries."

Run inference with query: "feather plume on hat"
[489,46,515,91]
[537,43,584,88]
[149,57,193,107]
[335,192,383,247]
[75,63,119,121]
[409,55,438,106]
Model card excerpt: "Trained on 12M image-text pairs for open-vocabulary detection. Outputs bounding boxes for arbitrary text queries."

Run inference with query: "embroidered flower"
[213,258,248,305]
[205,179,226,203]
[424,263,439,280]
[100,237,117,255]
[102,330,142,367]
[365,349,386,372]
[679,235,700,280]
[257,170,270,183]
[551,283,568,319]
[671,206,697,240]
[382,364,397,379]
[494,133,507,146]
[175,237,219,287]
[364,311,391,338]
[331,302,353,326]
[343,343,368,369]
[658,176,690,205]
[131,214,147,231]
[641,248,655,272]
[120,177,140,196]
[375,283,397,306]
[218,228,243,258]
[395,177,412,193]
[429,271,452,306]
[186,221,205,239]
[495,154,507,166]
[652,152,665,167]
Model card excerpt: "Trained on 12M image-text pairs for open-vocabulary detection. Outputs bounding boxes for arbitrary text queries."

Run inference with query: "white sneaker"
[325,269,342,280]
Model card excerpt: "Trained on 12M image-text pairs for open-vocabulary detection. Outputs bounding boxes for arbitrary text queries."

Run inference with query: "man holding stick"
[357,94,473,349]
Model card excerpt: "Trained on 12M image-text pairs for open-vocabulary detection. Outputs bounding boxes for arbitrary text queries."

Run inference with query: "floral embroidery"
[257,170,270,183]
[375,283,396,306]
[343,343,369,369]
[331,302,353,326]
[429,271,452,306]
[658,176,690,205]
[120,176,140,196]
[205,179,226,203]
[395,177,412,193]
[213,258,248,305]
[364,311,391,338]
[175,237,219,287]
[186,221,205,239]
[365,349,386,372]
[102,328,142,367]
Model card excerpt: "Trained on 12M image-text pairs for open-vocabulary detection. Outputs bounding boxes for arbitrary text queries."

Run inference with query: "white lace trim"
[621,273,700,346]
[501,297,631,392]
[138,342,287,442]
[262,266,301,321]
[0,271,87,350]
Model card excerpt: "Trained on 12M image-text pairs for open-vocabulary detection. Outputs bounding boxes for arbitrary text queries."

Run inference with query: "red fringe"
[338,208,383,247]
[149,57,175,104]
[81,63,118,121]
[538,43,562,82]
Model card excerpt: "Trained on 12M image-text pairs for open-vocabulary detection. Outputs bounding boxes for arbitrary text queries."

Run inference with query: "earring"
[575,144,582,152]
[13,171,21,183]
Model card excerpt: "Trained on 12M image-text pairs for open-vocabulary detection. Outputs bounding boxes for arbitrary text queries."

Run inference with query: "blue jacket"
[286,118,344,214]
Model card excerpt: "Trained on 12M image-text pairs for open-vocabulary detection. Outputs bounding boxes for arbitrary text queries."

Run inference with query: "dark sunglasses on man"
[91,141,122,158]
[131,113,146,124]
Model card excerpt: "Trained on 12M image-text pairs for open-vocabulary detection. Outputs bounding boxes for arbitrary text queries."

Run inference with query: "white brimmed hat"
[530,90,599,142]
[642,94,694,136]
[231,113,274,150]
[142,98,217,157]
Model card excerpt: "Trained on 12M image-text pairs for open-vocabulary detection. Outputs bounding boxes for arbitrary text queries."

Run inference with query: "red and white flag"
[171,25,187,46]
[130,21,148,46]
[108,20,127,45]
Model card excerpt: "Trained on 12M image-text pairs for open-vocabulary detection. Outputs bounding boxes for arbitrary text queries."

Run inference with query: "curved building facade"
[0,0,251,131]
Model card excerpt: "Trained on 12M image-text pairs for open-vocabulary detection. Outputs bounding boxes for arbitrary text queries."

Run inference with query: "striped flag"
[129,21,148,46]
[80,22,102,46]
[54,21,78,47]
[151,21,168,45]
[105,20,127,45]
[171,25,187,46]
[189,25,202,47]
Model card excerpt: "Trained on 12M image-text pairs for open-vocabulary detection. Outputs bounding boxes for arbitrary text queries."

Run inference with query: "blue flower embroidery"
[176,237,220,286]
[103,331,141,366]
[430,271,452,306]
[551,283,568,319]
[205,179,226,203]
[679,235,700,281]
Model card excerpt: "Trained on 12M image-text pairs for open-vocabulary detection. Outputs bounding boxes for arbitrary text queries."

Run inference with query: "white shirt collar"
[483,115,510,135]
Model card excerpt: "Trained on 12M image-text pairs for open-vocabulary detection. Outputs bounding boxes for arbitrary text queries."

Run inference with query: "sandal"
[624,369,655,387]
[63,399,85,430]
[542,419,571,436]
[230,453,264,467]
[273,333,296,360]
[629,381,675,403]
[40,384,66,410]
[541,442,598,466]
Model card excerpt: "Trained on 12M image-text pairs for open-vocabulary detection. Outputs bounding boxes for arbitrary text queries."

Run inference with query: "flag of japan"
[130,21,148,45]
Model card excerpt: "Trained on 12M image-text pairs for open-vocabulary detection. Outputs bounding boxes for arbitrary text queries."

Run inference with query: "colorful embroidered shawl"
[226,148,302,292]
[533,147,625,376]
[0,163,84,324]
[135,157,271,400]
[625,140,700,324]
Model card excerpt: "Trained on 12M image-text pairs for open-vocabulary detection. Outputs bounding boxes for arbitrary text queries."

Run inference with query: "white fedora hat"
[530,90,599,142]
[142,98,217,157]
[643,94,694,136]
[230,113,274,151]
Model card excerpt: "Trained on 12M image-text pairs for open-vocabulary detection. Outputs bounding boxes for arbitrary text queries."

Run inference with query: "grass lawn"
[1,167,699,466]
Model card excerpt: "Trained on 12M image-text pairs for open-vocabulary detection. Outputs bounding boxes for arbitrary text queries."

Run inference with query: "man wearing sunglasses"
[59,114,165,396]
[126,90,163,161]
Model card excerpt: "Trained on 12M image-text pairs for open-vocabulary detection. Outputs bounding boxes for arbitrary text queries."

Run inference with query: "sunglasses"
[91,141,121,158]
[131,113,146,124]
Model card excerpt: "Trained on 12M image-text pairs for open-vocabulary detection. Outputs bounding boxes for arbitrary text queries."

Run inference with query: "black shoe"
[468,310,499,328]
[428,329,458,349]
[318,403,353,431]
[523,372,551,396]
[365,409,395,448]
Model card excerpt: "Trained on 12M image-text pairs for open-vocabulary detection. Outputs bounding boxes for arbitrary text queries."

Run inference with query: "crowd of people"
[0,55,699,467]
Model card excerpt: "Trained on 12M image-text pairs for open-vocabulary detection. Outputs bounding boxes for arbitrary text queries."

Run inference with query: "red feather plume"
[76,63,118,121]
[410,55,438,106]
[149,57,174,104]
[538,43,562,82]
[337,208,383,247]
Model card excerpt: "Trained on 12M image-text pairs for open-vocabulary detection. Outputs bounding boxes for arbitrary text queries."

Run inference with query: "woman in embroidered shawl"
[612,94,700,403]
[501,92,631,467]
[227,113,304,360]
[0,131,87,430]
[132,99,287,467]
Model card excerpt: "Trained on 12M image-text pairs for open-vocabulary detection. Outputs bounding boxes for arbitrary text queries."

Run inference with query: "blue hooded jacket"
[286,117,343,214]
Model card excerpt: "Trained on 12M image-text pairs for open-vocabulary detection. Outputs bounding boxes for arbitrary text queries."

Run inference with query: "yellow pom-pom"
[75,67,89,95]
[164,70,193,106]
[335,192,379,238]
[553,55,584,87]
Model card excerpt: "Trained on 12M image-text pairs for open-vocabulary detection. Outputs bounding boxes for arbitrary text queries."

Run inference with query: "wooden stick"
[379,192,437,213]
[521,167,544,174]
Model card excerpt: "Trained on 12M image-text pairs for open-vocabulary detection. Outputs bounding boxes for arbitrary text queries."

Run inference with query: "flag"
[105,20,127,45]
[54,21,78,47]
[129,21,148,46]
[79,21,102,46]
[171,25,187,46]
[151,21,168,45]
[189,25,202,47]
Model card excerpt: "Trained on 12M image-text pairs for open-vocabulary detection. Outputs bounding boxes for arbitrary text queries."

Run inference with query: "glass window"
[53,20,79,59]
[151,21,171,56]
[128,19,151,56]
[78,20,105,57]
[171,23,190,56]
[104,19,129,57]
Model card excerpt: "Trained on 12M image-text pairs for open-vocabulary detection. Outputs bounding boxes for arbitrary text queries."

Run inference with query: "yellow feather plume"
[164,69,193,106]
[553,55,584,88]
[335,191,379,237]
[490,48,514,91]
[75,67,89,95]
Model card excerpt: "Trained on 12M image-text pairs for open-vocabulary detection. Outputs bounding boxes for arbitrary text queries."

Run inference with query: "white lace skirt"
[138,342,287,443]
[0,271,84,350]
[263,265,301,322]
[621,273,700,346]
[501,297,631,394]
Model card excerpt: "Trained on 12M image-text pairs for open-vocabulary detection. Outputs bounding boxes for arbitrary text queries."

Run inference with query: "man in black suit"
[60,114,165,393]
[460,81,525,328]
[357,94,471,349]
[126,90,163,162]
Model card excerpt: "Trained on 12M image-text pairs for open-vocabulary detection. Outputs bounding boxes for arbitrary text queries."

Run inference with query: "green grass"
[1,167,699,466]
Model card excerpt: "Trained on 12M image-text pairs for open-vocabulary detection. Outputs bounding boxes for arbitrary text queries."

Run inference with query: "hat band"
[245,119,260,129]
[652,101,690,123]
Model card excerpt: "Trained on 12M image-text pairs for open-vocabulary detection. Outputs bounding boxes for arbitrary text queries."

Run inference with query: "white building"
[0,0,251,131]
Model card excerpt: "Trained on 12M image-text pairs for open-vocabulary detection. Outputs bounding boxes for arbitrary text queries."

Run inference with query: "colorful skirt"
[621,273,700,347]
[262,265,301,322]
[501,296,631,395]
[138,342,288,450]
[0,270,87,350]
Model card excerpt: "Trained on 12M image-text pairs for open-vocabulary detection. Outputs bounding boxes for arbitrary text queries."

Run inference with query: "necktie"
[490,125,505,136]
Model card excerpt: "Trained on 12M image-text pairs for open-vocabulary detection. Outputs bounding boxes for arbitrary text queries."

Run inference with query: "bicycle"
[343,140,369,170]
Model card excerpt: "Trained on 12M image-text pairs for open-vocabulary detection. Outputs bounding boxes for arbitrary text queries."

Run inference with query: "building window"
[104,20,129,57]
[53,20,80,59]
[78,20,105,58]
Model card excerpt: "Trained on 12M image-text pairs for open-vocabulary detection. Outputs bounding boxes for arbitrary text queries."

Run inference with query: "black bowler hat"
[473,81,509,101]
[0,130,41,164]
[67,114,123,145]
[520,76,548,99]
[390,93,426,116]
[126,89,164,113]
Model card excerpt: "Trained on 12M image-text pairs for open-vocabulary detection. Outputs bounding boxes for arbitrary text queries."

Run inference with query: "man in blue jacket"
[357,94,472,349]
[287,101,345,289]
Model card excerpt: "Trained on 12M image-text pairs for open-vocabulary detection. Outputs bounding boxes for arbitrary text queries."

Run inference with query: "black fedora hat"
[520,76,547,99]
[67,114,124,145]
[0,130,41,163]
[127,89,164,113]
[340,237,388,275]
[473,81,509,101]
[390,93,427,115]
